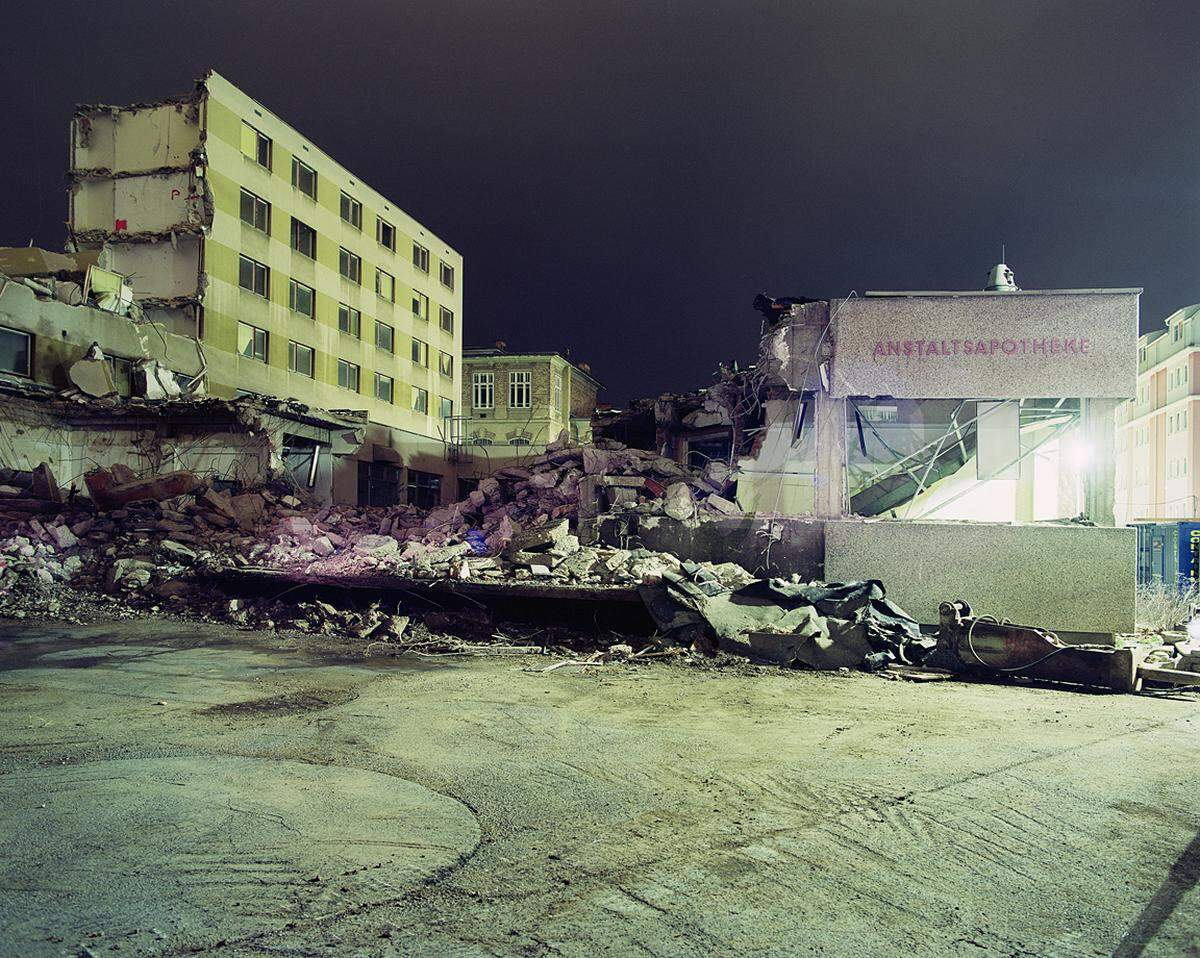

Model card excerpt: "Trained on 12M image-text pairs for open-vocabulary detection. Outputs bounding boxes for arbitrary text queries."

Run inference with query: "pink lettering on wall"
[871,336,1098,361]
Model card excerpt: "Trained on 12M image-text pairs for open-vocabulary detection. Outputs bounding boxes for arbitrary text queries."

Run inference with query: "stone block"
[823,519,1135,636]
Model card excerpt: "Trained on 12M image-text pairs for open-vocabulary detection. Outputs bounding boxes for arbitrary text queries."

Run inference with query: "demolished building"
[594,268,1141,641]
[0,260,364,499]
[68,69,463,505]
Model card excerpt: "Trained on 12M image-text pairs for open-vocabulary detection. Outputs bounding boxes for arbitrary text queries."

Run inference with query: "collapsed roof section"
[0,371,365,501]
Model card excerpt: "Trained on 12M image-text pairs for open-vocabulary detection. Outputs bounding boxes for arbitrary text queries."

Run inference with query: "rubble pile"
[0,446,753,646]
[0,446,941,673]
[231,435,741,578]
[0,464,284,605]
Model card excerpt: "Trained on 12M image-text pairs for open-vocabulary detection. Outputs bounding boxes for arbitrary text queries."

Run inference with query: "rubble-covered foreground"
[0,439,926,669]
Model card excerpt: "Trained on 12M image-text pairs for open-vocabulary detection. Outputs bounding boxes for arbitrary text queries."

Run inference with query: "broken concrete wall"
[96,236,202,300]
[761,300,829,393]
[596,513,824,580]
[72,100,202,174]
[824,518,1135,638]
[734,396,816,514]
[0,400,272,494]
[0,278,204,388]
[71,169,209,237]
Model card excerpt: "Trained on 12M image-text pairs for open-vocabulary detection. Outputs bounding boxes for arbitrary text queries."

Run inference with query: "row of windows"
[1170,364,1190,389]
[1169,457,1189,479]
[240,125,456,290]
[241,188,456,301]
[1168,410,1189,435]
[237,319,451,375]
[237,322,453,415]
[238,253,455,333]
[471,370,532,410]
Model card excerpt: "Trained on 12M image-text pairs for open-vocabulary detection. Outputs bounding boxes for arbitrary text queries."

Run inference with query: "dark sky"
[4,1,1199,402]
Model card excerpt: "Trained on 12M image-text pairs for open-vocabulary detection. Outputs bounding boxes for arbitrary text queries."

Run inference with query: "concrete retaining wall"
[824,519,1135,636]
[596,514,824,580]
[595,513,1135,638]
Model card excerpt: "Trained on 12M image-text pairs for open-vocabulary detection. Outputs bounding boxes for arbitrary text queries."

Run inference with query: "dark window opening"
[685,431,732,470]
[358,460,401,507]
[0,326,31,376]
[283,435,322,489]
[406,469,441,509]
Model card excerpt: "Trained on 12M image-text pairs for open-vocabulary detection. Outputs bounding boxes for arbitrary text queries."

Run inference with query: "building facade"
[68,70,461,505]
[457,348,599,477]
[1115,304,1200,524]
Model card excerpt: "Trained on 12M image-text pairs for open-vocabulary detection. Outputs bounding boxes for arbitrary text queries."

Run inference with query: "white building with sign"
[734,269,1140,639]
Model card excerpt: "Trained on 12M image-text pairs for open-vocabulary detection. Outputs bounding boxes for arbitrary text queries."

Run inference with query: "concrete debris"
[68,354,118,398]
[85,466,205,509]
[0,448,985,681]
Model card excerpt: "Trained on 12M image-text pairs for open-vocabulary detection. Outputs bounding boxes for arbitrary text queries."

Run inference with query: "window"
[359,461,401,507]
[509,436,531,446]
[411,337,429,367]
[291,157,317,199]
[412,291,429,320]
[439,350,453,377]
[0,326,31,376]
[375,321,395,353]
[338,303,361,337]
[440,261,455,290]
[552,371,564,413]
[241,122,272,169]
[412,386,429,414]
[239,189,270,232]
[1174,324,1183,343]
[238,255,269,297]
[288,279,315,318]
[290,217,317,258]
[340,192,362,228]
[472,371,494,409]
[337,359,360,392]
[440,306,454,334]
[288,341,314,377]
[509,370,532,408]
[377,217,396,251]
[237,322,268,362]
[412,242,429,272]
[406,468,441,509]
[440,396,454,419]
[375,268,395,302]
[339,247,362,283]
[375,372,394,403]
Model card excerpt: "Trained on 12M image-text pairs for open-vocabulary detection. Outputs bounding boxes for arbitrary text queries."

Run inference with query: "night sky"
[4,1,1199,402]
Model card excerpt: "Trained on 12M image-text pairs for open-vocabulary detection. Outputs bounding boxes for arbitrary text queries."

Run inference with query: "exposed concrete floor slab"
[0,619,1197,958]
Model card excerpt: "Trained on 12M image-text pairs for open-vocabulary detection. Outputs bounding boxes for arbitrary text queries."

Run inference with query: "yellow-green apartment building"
[68,70,461,506]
